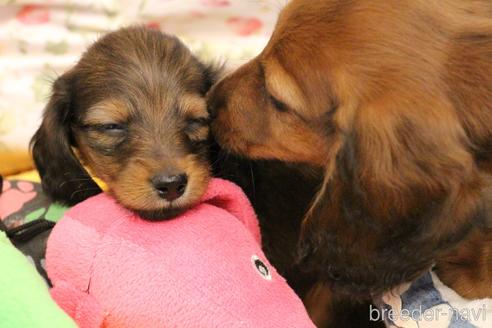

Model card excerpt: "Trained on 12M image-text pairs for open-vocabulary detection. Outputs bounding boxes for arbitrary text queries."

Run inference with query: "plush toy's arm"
[51,280,105,328]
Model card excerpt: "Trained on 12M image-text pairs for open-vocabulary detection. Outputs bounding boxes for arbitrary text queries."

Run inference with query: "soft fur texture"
[46,178,315,328]
[208,0,492,319]
[31,26,218,220]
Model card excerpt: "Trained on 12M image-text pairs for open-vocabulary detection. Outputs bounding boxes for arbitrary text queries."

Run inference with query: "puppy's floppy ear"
[30,72,101,205]
[297,93,485,295]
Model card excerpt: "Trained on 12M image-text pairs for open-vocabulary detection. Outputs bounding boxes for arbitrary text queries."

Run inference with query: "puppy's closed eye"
[81,123,127,135]
[77,122,128,156]
[99,123,127,134]
[185,116,210,142]
[74,99,130,152]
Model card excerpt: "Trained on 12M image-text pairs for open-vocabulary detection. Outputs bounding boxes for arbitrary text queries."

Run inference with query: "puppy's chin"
[134,206,190,221]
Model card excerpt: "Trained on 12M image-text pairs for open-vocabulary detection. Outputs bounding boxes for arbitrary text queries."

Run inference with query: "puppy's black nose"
[151,174,188,202]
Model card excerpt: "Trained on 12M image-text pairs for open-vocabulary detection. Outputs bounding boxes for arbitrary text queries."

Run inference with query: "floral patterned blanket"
[0,0,282,175]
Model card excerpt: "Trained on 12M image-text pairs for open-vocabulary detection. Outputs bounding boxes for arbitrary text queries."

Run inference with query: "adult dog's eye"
[269,95,289,113]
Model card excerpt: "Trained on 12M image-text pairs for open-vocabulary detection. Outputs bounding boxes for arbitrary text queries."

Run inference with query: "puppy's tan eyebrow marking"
[179,94,208,119]
[263,58,306,112]
[186,124,209,141]
[84,99,130,124]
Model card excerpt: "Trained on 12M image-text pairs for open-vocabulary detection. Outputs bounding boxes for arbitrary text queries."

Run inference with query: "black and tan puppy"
[31,27,217,219]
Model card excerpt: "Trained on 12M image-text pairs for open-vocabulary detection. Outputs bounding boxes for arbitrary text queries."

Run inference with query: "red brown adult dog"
[208,0,492,323]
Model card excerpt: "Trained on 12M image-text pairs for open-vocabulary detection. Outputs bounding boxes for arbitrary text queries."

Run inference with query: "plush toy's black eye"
[251,255,272,281]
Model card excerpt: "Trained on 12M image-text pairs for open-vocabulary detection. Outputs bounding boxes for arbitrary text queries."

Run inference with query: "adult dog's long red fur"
[208,0,492,312]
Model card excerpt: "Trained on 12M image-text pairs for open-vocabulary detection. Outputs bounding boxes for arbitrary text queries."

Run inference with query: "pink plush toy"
[46,178,315,328]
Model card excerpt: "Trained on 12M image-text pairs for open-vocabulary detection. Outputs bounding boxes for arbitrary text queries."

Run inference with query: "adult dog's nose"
[151,174,188,202]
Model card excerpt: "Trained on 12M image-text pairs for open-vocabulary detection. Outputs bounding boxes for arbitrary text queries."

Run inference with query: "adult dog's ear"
[30,72,101,205]
[297,93,486,296]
